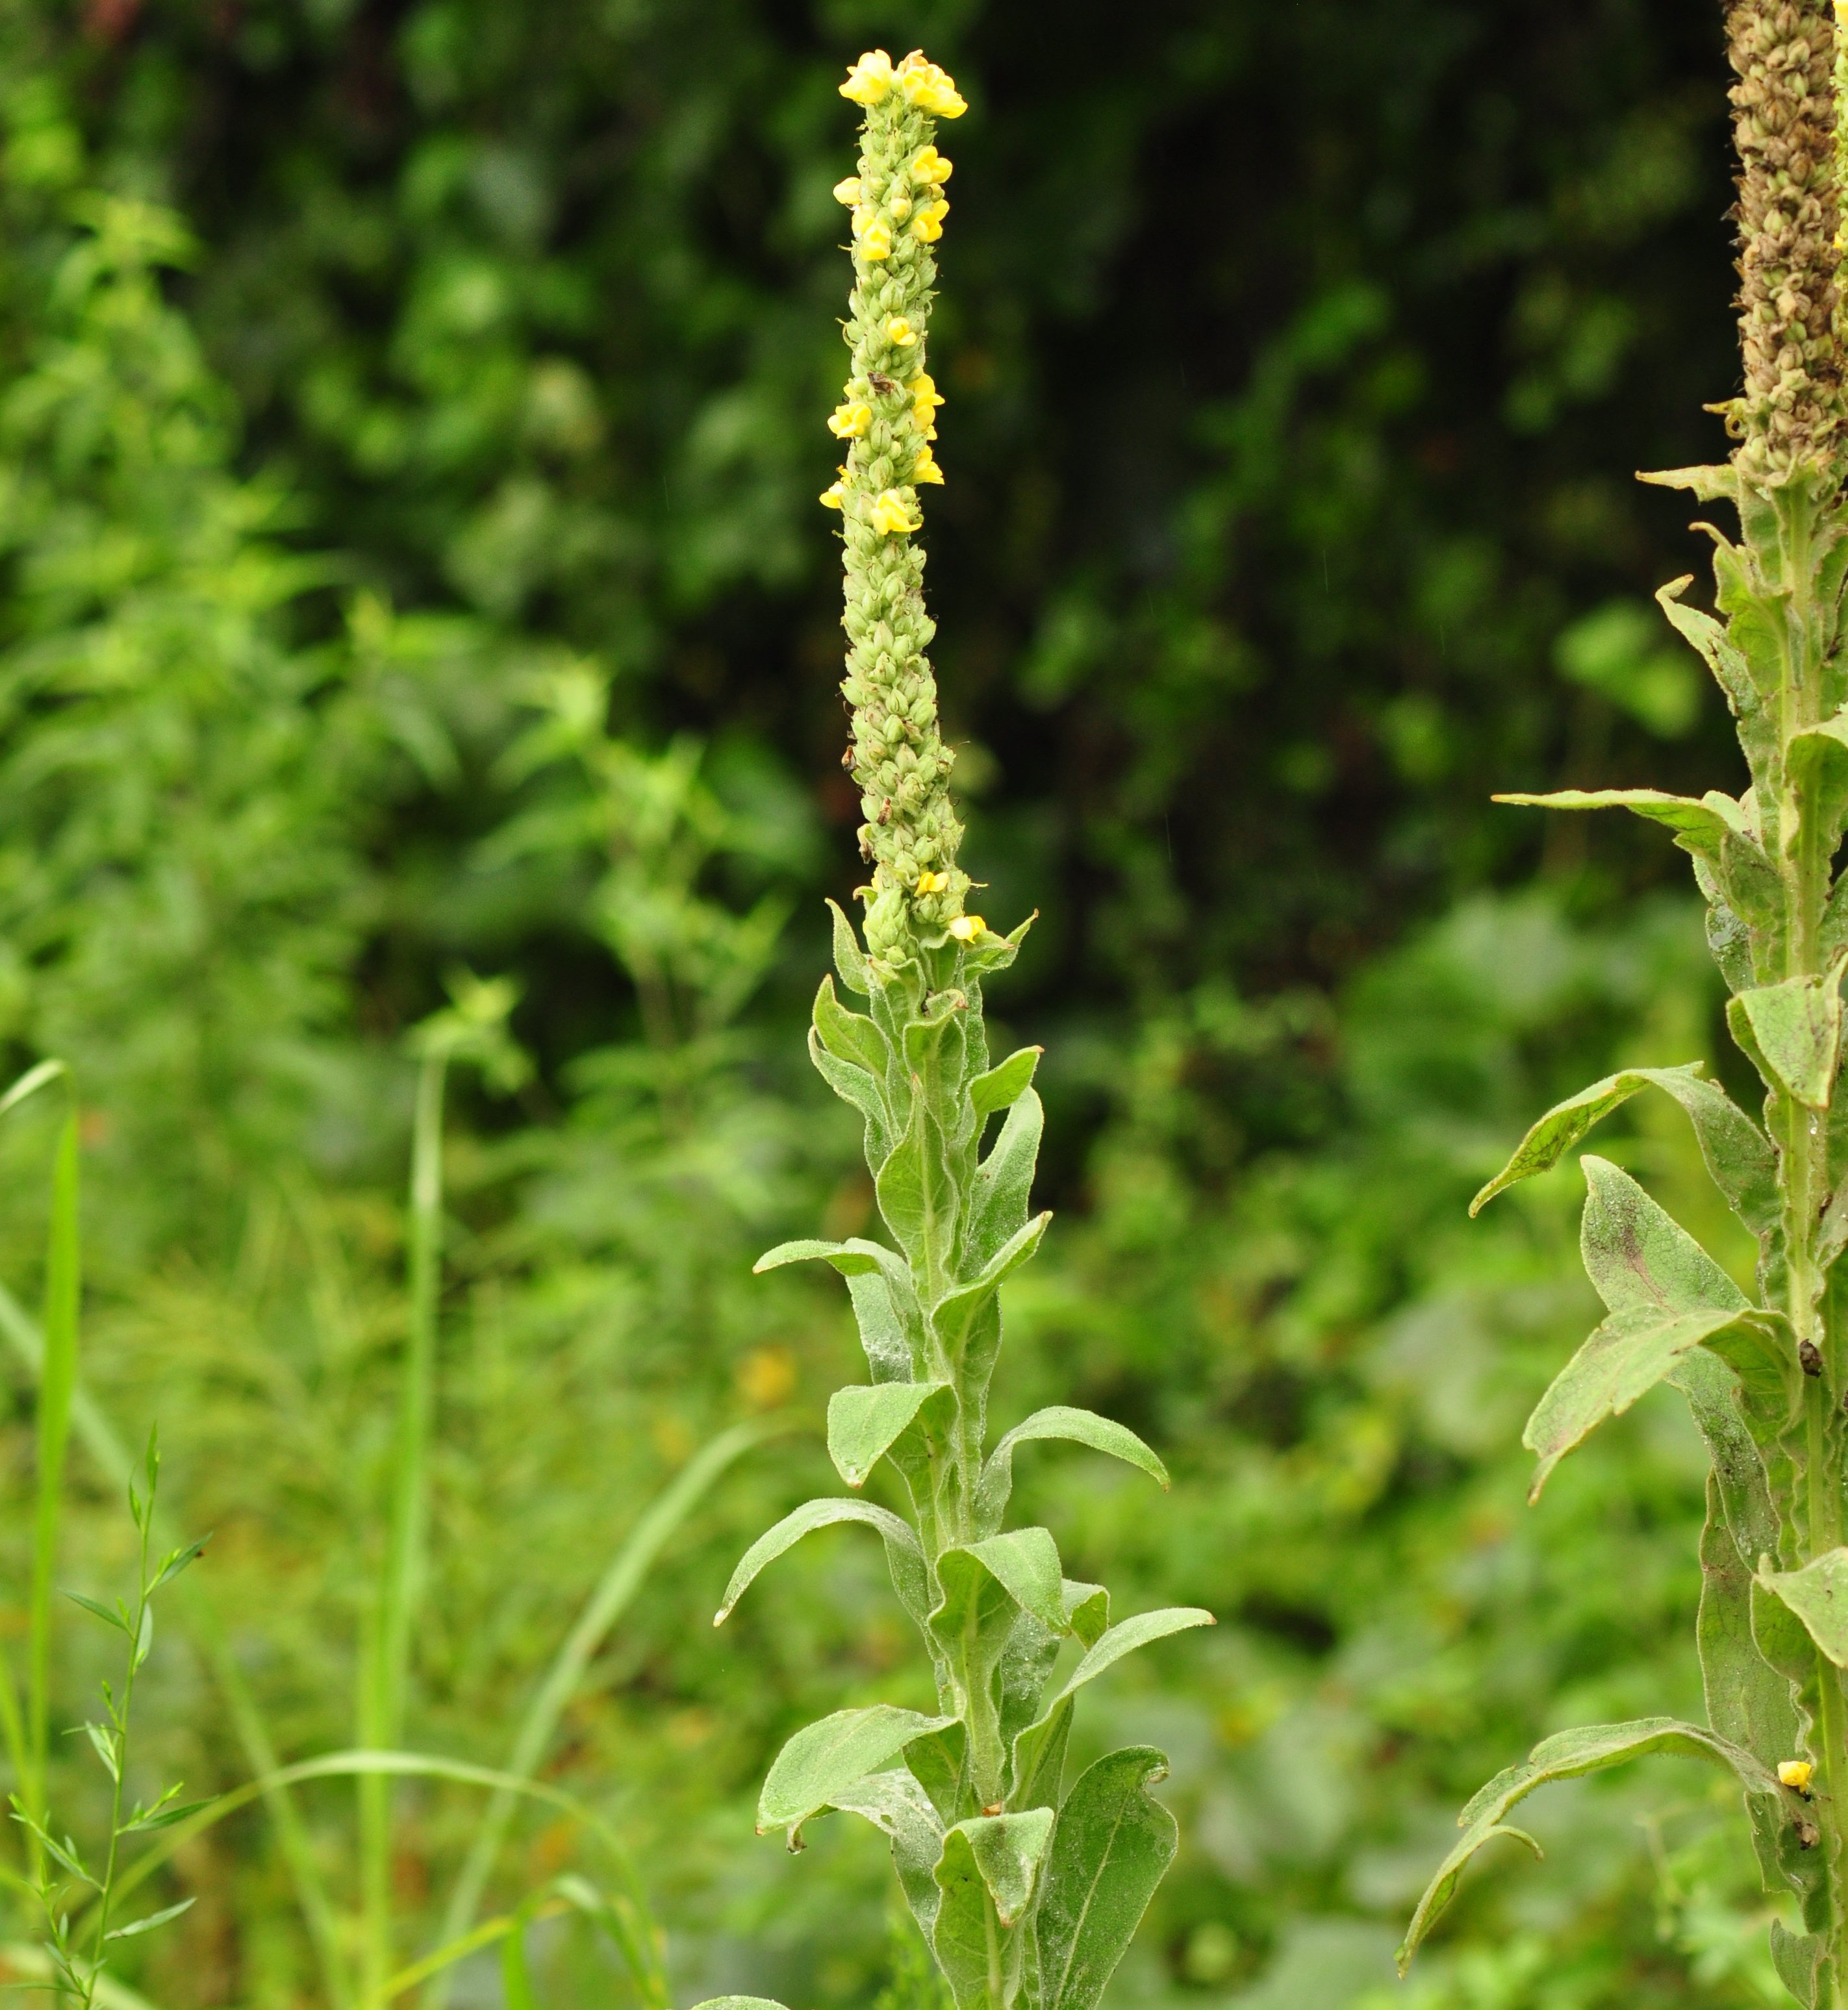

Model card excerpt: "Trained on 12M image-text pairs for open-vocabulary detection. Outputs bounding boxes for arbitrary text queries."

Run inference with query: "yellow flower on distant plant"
[886,316,918,347]
[913,446,944,484]
[819,473,847,509]
[915,870,948,894]
[895,51,967,118]
[828,401,872,438]
[857,214,892,261]
[870,490,920,536]
[833,176,863,207]
[841,49,895,105]
[947,914,986,941]
[910,147,954,188]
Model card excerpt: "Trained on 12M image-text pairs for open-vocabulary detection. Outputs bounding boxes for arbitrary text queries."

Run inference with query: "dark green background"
[0,3,1796,2006]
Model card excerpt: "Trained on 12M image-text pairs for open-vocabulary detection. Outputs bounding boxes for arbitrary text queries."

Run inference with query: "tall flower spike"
[828,46,969,962]
[1727,0,1846,483]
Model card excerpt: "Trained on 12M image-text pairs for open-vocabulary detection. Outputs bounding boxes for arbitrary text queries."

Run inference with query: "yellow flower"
[910,147,954,188]
[913,446,944,484]
[841,49,895,105]
[856,214,892,262]
[889,195,913,221]
[895,51,967,118]
[819,474,847,510]
[1782,1760,1816,1794]
[915,870,948,894]
[911,201,948,244]
[948,914,987,941]
[828,401,872,438]
[911,371,945,412]
[870,490,920,536]
[833,176,863,207]
[886,316,918,347]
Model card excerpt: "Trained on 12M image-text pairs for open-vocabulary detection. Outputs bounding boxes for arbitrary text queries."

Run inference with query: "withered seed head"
[1725,0,1846,484]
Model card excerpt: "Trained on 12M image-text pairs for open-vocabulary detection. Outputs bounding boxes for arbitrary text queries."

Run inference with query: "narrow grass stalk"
[424,1418,779,2009]
[360,1048,449,2001]
[0,1278,355,2010]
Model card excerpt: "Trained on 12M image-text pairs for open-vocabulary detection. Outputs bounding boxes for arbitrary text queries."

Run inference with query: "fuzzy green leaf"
[970,1047,1042,1118]
[1771,1924,1830,2009]
[977,1406,1168,1531]
[956,1527,1068,1635]
[959,1807,1055,1928]
[828,1381,952,1489]
[1523,1303,1749,1500]
[1759,1550,1848,1668]
[1397,1718,1787,1972]
[1655,573,1757,720]
[689,1999,793,2010]
[965,1090,1043,1274]
[1469,1064,1778,1240]
[1035,1746,1178,2010]
[758,1705,956,1846]
[1062,1579,1111,1648]
[1493,786,1753,866]
[753,1237,882,1277]
[1731,968,1847,1109]
[828,897,872,997]
[934,1212,1051,1370]
[808,1031,894,1168]
[829,1768,948,1938]
[1010,1696,1073,1813]
[1578,1155,1748,1320]
[716,1498,928,1629]
[813,974,892,1077]
[1791,714,1848,859]
[846,1270,916,1384]
[105,1896,196,1942]
[933,1820,1028,2009]
[878,1055,962,1270]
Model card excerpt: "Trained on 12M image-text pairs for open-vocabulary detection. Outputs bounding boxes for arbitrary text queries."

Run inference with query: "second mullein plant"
[691,49,1213,2010]
[1397,4,1848,2006]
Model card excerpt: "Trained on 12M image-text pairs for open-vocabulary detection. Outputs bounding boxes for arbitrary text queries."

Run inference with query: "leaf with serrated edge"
[758,1705,956,1846]
[716,1498,928,1629]
[1760,1550,1848,1668]
[977,1406,1168,1531]
[1397,1718,1788,1972]
[828,1382,951,1489]
[1035,1746,1178,2010]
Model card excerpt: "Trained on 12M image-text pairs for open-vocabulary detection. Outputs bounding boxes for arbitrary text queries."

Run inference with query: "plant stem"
[86,1507,153,2007]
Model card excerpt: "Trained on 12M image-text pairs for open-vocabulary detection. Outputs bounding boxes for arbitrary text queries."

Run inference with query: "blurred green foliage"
[0,1,1801,2005]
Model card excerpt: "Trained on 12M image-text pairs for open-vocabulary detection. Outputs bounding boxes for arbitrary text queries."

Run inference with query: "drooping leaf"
[1523,1303,1750,1500]
[715,1498,929,1629]
[1731,968,1847,1109]
[1061,1579,1111,1648]
[1671,1346,1786,1571]
[1492,786,1753,867]
[956,1807,1055,1927]
[758,1704,956,1846]
[846,1269,916,1384]
[1655,572,1758,720]
[1760,1550,1848,1668]
[953,1527,1068,1635]
[976,1406,1169,1531]
[829,1768,947,1938]
[905,1718,972,1828]
[1469,1064,1778,1240]
[1035,1746,1178,2010]
[969,1047,1041,1119]
[753,1237,882,1277]
[828,1382,952,1489]
[1397,1718,1789,1972]
[828,896,872,997]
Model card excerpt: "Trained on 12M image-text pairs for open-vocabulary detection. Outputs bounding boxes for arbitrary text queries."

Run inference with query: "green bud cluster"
[1726,0,1845,483]
[828,52,970,964]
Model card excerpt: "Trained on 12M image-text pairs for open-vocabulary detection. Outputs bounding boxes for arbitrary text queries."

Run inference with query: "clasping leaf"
[758,1705,955,1848]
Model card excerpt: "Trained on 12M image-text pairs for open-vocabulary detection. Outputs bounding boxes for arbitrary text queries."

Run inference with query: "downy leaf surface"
[758,1703,956,1846]
[716,1497,929,1629]
[977,1405,1169,1531]
[1034,1746,1178,2010]
[1731,968,1847,1109]
[828,1381,952,1489]
[1760,1549,1848,1667]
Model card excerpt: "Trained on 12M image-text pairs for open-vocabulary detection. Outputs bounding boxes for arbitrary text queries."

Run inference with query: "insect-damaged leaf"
[976,1406,1168,1531]
[1760,1550,1848,1668]
[1469,1062,1778,1241]
[715,1498,928,1629]
[1730,966,1848,1109]
[1397,1718,1788,1972]
[1035,1746,1178,2010]
[828,1381,952,1489]
[759,1704,956,1846]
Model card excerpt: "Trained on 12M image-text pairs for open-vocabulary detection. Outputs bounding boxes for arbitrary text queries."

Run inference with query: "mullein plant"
[692,49,1212,2010]
[1397,4,1848,2005]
